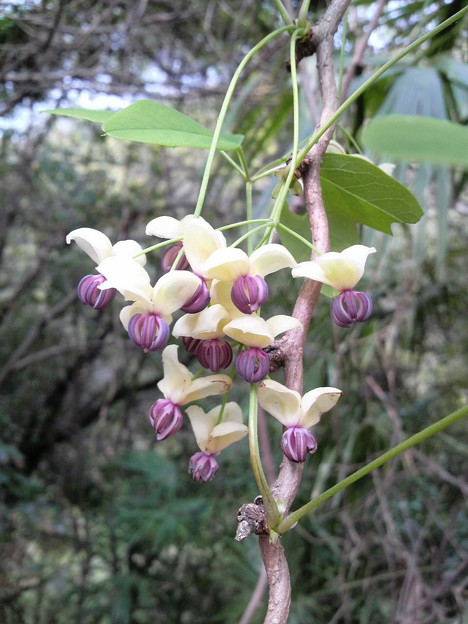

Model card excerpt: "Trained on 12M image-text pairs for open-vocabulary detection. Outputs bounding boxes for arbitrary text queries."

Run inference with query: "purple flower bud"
[182,336,202,355]
[161,242,189,272]
[180,278,210,313]
[188,451,219,482]
[331,290,373,328]
[127,313,170,352]
[77,274,116,310]
[231,275,269,314]
[281,427,318,463]
[235,347,270,383]
[197,338,233,372]
[149,399,183,441]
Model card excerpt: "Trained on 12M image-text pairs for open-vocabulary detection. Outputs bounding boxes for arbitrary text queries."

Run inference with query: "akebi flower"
[202,244,296,314]
[173,304,233,371]
[96,256,200,351]
[150,345,232,440]
[186,402,248,482]
[223,315,302,382]
[66,227,146,310]
[258,379,342,462]
[292,245,376,328]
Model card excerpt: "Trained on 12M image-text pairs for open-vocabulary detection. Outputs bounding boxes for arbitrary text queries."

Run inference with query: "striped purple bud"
[281,427,318,463]
[161,242,190,272]
[197,339,233,372]
[180,278,210,313]
[188,451,219,482]
[231,275,268,314]
[331,290,373,328]
[235,347,270,383]
[149,399,183,441]
[77,274,116,310]
[182,336,202,355]
[127,313,170,352]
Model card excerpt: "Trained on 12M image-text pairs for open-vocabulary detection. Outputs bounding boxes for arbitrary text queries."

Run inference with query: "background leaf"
[320,154,424,234]
[362,115,468,167]
[102,100,244,150]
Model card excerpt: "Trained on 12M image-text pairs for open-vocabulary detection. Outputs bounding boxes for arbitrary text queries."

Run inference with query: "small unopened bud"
[77,274,116,310]
[127,313,170,352]
[149,399,183,441]
[231,275,268,314]
[281,427,317,463]
[188,451,219,482]
[331,290,373,328]
[161,242,189,272]
[197,339,233,372]
[235,347,270,383]
[180,278,210,313]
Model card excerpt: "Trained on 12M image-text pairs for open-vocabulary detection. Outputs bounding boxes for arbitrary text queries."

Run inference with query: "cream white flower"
[66,227,146,266]
[172,304,231,340]
[158,345,231,405]
[96,256,200,328]
[202,244,296,282]
[292,245,376,292]
[223,314,302,349]
[258,379,342,429]
[186,402,248,455]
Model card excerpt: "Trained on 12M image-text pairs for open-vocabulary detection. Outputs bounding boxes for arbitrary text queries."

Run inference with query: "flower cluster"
[67,216,376,479]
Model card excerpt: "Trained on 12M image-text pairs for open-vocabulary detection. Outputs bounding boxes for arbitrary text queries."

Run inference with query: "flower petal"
[249,244,296,277]
[258,379,302,427]
[292,246,376,291]
[172,304,230,339]
[208,421,248,453]
[202,247,249,281]
[157,345,192,403]
[183,218,227,274]
[223,315,274,348]
[182,374,232,404]
[66,227,113,264]
[152,271,201,316]
[112,240,147,266]
[186,405,217,451]
[145,215,193,239]
[265,315,302,339]
[97,256,153,303]
[300,387,342,428]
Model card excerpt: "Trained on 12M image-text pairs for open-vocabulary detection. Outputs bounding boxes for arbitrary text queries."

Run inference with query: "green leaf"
[320,154,424,234]
[102,100,244,150]
[42,108,115,123]
[362,115,468,168]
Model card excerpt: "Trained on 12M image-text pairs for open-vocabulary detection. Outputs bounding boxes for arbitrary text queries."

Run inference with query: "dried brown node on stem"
[235,496,269,541]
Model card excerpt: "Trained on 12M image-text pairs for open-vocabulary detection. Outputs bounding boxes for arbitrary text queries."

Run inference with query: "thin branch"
[340,0,386,99]
[239,566,268,624]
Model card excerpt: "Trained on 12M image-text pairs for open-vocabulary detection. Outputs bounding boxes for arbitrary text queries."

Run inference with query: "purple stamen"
[127,313,170,352]
[281,427,318,463]
[149,399,183,441]
[161,242,189,272]
[188,451,219,482]
[77,274,116,310]
[235,347,270,383]
[182,336,202,355]
[331,290,373,328]
[231,275,269,314]
[181,278,210,313]
[197,339,233,372]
